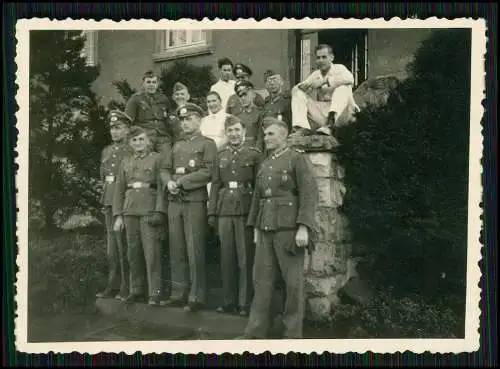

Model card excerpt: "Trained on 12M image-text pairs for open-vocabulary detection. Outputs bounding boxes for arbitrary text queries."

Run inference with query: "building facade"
[83,28,434,105]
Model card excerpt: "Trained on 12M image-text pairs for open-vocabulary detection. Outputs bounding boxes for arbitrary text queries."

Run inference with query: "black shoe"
[124,293,146,304]
[162,298,186,307]
[148,295,163,307]
[183,302,204,313]
[96,288,118,299]
[216,304,236,314]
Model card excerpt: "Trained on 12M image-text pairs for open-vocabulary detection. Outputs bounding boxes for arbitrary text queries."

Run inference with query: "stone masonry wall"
[287,135,353,322]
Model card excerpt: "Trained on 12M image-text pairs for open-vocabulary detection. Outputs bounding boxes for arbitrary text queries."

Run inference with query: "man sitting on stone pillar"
[290,44,360,137]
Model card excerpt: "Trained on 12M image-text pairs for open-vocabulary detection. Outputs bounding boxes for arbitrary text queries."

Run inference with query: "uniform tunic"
[262,92,292,131]
[226,92,265,116]
[160,132,218,304]
[235,105,265,151]
[113,151,166,298]
[125,91,173,150]
[100,142,133,295]
[244,146,318,339]
[208,144,263,309]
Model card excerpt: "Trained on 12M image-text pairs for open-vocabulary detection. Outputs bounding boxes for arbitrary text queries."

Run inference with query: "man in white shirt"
[200,91,229,196]
[210,58,236,111]
[200,91,228,150]
[291,44,360,136]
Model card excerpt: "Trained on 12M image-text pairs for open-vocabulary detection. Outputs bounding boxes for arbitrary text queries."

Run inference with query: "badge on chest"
[189,159,196,168]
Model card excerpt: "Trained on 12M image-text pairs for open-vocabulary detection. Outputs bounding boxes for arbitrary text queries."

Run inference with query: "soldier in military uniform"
[96,110,134,301]
[125,70,172,152]
[239,117,318,339]
[112,126,167,306]
[226,63,265,116]
[164,82,191,143]
[160,103,218,312]
[233,80,265,151]
[208,115,263,317]
[262,70,292,132]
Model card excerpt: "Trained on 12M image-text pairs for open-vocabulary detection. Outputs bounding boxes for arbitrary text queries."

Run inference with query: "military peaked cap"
[173,82,189,92]
[108,110,132,126]
[233,63,253,77]
[224,114,242,130]
[234,80,254,95]
[176,103,205,118]
[142,70,157,80]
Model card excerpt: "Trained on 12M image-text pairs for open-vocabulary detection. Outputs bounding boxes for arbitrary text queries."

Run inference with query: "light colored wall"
[92,29,290,104]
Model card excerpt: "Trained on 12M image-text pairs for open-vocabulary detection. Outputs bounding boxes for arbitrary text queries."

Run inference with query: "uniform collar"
[229,143,244,153]
[181,131,201,141]
[134,150,150,159]
[270,145,289,159]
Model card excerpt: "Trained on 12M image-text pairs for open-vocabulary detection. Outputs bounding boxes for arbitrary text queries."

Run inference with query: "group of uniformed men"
[96,44,359,339]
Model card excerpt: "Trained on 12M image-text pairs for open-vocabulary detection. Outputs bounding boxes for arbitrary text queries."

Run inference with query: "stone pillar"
[287,134,354,322]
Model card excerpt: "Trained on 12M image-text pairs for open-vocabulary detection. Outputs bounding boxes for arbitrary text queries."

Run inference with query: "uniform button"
[112,164,115,167]
[232,160,236,163]
[268,177,272,180]
[112,154,116,158]
[289,202,292,206]
[264,226,269,230]
[230,190,233,194]
[232,170,236,174]
[267,199,271,203]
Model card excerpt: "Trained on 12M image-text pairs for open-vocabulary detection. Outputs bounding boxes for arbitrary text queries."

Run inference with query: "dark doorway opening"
[318,29,368,87]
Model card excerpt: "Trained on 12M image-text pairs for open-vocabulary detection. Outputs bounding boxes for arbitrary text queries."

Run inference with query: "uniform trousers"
[291,84,357,131]
[218,216,255,309]
[168,200,207,304]
[104,207,128,294]
[123,215,162,298]
[244,229,305,339]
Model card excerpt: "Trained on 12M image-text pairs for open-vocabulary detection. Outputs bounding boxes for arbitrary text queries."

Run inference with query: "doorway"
[298,29,368,88]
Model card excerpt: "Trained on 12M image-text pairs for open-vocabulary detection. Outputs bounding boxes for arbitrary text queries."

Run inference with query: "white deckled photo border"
[14,17,486,355]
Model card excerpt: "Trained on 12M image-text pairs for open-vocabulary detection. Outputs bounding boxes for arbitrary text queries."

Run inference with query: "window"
[80,30,98,66]
[153,30,213,61]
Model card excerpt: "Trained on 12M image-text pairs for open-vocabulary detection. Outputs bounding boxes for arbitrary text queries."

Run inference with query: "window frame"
[80,30,98,67]
[153,30,214,61]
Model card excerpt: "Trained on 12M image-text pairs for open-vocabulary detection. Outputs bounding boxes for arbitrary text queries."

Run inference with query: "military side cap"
[233,63,253,77]
[173,82,189,92]
[108,110,132,126]
[128,125,148,138]
[263,69,280,82]
[262,116,289,131]
[235,80,254,95]
[177,103,204,118]
[224,114,242,130]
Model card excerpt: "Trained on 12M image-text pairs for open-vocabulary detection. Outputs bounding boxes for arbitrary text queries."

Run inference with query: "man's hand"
[295,225,309,248]
[113,216,124,232]
[253,228,260,244]
[167,180,179,194]
[148,212,164,226]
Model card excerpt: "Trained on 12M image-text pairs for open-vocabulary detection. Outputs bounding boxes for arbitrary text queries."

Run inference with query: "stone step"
[95,298,248,339]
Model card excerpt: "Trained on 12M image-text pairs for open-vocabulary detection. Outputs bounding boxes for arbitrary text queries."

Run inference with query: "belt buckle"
[132,182,142,189]
[176,167,186,174]
[229,181,238,189]
[105,175,115,183]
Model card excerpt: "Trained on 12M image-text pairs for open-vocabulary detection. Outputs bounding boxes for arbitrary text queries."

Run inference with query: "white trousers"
[291,84,358,131]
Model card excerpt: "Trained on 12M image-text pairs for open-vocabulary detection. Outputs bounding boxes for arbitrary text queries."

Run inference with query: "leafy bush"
[331,290,464,338]
[336,29,471,306]
[28,229,108,316]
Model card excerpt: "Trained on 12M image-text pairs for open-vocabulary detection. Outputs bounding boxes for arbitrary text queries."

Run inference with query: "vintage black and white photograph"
[15,18,484,354]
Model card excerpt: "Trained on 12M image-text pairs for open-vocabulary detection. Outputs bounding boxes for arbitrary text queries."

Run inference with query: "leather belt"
[127,182,157,190]
[223,181,253,189]
[105,175,115,183]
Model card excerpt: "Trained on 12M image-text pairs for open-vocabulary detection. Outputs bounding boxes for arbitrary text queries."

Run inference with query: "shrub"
[28,229,108,316]
[336,29,471,307]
